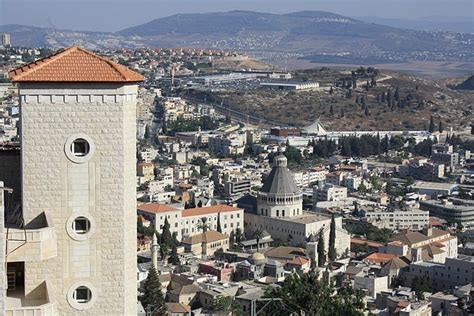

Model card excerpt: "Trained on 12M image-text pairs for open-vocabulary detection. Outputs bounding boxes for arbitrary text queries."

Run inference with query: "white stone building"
[313,183,347,202]
[138,204,244,240]
[2,47,143,314]
[362,207,429,230]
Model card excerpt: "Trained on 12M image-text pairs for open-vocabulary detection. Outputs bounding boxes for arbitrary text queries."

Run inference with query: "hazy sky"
[0,0,472,32]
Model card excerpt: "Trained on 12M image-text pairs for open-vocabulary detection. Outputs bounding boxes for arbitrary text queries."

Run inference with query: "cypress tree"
[328,216,337,262]
[217,213,222,233]
[364,105,369,116]
[168,244,180,265]
[161,217,171,245]
[141,266,165,312]
[330,104,334,116]
[438,121,444,133]
[317,230,326,267]
[429,116,435,133]
[376,133,381,155]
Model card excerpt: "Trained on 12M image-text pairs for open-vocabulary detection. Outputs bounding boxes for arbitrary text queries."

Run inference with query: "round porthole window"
[71,138,90,157]
[66,214,95,241]
[72,216,91,235]
[65,134,95,163]
[67,282,97,310]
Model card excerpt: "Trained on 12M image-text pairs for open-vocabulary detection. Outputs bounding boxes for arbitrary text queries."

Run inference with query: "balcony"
[5,263,57,316]
[5,212,57,262]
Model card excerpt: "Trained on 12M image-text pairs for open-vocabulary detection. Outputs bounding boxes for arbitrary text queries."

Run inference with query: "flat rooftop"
[410,181,457,191]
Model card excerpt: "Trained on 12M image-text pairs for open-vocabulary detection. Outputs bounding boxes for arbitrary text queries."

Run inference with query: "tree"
[411,276,432,300]
[429,116,436,133]
[197,217,211,233]
[459,232,468,248]
[262,270,364,315]
[358,183,368,194]
[254,228,264,253]
[394,87,400,101]
[328,216,337,262]
[197,200,203,207]
[330,104,334,116]
[438,121,444,133]
[340,107,345,118]
[213,296,244,316]
[161,217,172,245]
[329,86,334,95]
[364,105,369,116]
[235,227,243,244]
[168,244,180,265]
[141,266,165,313]
[216,213,222,233]
[317,230,326,267]
[471,124,474,135]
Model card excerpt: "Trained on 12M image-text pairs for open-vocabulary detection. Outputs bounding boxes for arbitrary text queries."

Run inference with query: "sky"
[0,0,472,32]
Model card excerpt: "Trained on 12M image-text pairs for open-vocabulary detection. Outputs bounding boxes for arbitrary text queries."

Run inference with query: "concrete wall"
[19,82,138,314]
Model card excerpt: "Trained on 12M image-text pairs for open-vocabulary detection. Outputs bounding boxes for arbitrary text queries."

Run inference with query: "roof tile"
[9,46,144,83]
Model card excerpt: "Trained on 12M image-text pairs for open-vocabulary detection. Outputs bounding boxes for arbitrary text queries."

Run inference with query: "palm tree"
[253,228,263,253]
[197,217,211,233]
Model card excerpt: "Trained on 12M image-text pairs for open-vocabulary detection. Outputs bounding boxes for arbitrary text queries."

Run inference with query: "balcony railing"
[5,212,57,262]
[5,281,57,316]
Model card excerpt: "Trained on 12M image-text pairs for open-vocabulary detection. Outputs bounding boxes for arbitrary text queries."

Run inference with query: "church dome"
[260,154,300,195]
[250,252,266,263]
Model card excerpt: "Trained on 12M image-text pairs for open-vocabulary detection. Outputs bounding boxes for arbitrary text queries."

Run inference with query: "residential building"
[354,274,389,298]
[419,198,474,227]
[224,179,251,198]
[208,133,246,156]
[404,256,474,292]
[0,33,11,47]
[313,183,347,202]
[409,181,457,198]
[384,227,457,263]
[361,207,429,230]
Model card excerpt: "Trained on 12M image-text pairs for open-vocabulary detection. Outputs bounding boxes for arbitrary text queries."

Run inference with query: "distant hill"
[355,16,474,34]
[119,11,473,63]
[0,24,49,47]
[1,11,472,64]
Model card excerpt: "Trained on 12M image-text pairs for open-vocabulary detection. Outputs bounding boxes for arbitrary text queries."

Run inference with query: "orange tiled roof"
[363,252,398,264]
[9,46,144,83]
[286,256,309,266]
[351,238,384,249]
[182,204,241,217]
[137,203,179,214]
[182,230,228,245]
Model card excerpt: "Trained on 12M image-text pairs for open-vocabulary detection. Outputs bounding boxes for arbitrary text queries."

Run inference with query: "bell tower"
[9,47,143,314]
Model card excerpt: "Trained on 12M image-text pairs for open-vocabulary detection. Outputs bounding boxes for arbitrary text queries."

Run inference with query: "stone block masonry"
[20,83,138,315]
